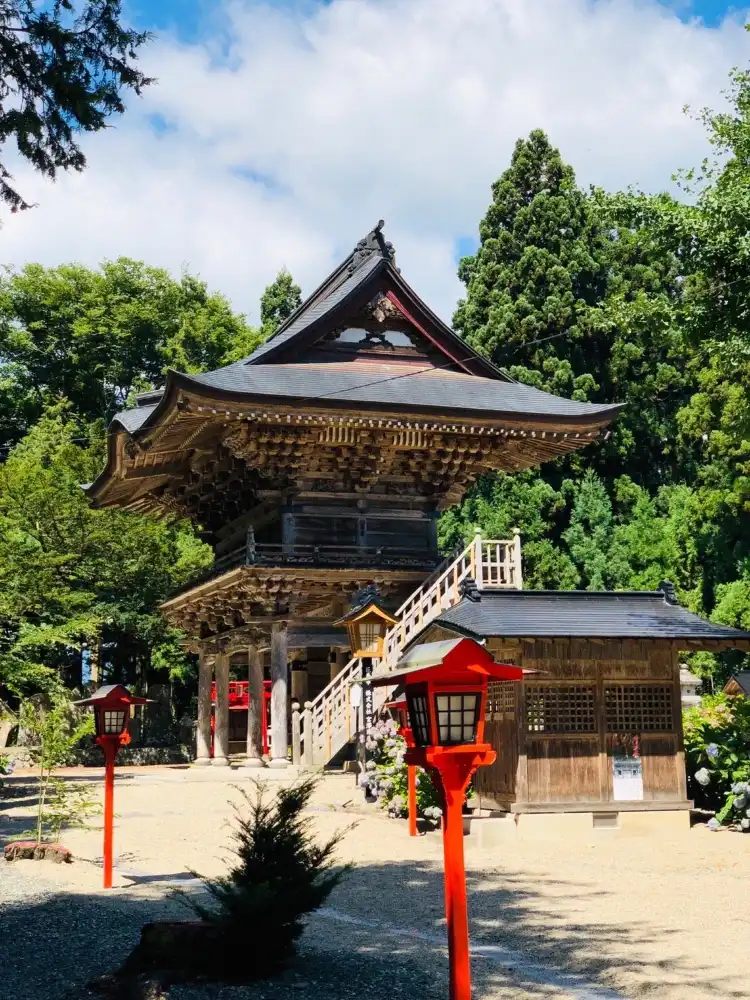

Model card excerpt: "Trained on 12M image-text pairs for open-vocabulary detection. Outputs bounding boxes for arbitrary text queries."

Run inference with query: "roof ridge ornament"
[659,580,678,605]
[348,219,396,274]
[459,577,482,603]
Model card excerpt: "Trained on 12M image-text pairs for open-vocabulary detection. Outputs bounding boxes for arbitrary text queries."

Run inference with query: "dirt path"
[1,766,747,999]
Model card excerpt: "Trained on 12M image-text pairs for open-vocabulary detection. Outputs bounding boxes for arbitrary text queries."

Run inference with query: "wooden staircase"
[297,531,522,768]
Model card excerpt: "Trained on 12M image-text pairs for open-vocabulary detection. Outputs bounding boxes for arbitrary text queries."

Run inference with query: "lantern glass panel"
[103,709,126,735]
[406,690,431,746]
[434,693,480,745]
[358,621,381,655]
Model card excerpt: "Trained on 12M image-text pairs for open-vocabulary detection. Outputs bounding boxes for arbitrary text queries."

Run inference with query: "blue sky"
[5,0,749,324]
[125,0,744,38]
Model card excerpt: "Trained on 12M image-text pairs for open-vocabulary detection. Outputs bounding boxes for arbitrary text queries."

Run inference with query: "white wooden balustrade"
[295,530,522,768]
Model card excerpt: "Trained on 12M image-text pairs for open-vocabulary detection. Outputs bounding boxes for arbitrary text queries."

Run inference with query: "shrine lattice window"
[604,685,674,733]
[524,685,596,735]
[486,682,516,720]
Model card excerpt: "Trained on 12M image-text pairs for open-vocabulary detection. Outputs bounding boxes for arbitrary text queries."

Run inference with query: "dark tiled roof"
[178,364,620,421]
[112,403,158,433]
[431,590,750,643]
[725,671,750,694]
[245,253,384,363]
[110,364,620,433]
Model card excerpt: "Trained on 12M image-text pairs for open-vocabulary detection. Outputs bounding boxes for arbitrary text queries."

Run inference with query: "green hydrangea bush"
[363,717,443,823]
[683,693,750,831]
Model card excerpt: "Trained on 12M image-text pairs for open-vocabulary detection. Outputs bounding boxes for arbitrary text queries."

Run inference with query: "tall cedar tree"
[453,129,609,404]
[453,130,691,488]
[0,0,152,215]
[443,126,744,682]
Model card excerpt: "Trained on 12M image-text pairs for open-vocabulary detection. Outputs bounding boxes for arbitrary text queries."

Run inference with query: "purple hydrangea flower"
[707,817,721,831]
[706,743,719,761]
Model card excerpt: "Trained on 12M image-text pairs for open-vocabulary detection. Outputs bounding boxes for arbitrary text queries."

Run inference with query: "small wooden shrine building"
[84,221,620,770]
[414,584,750,835]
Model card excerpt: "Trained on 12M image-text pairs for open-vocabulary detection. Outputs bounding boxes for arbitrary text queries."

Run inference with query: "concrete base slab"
[466,808,691,846]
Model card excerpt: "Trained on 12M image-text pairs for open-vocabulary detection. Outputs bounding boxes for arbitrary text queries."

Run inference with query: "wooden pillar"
[244,644,265,768]
[291,662,309,703]
[331,648,348,683]
[302,700,313,769]
[514,677,528,804]
[597,654,609,802]
[292,702,301,765]
[194,649,212,766]
[269,622,288,768]
[212,652,230,766]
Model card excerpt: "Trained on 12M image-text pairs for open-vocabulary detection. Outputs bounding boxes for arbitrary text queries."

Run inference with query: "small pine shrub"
[181,776,353,980]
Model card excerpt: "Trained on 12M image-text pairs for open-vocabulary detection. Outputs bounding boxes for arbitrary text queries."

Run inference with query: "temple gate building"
[85,221,620,771]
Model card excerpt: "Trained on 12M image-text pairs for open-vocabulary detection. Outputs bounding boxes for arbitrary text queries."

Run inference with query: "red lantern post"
[385,695,418,837]
[74,685,150,888]
[373,639,523,1000]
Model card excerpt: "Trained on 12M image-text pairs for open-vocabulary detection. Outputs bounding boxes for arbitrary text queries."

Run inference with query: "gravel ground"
[2,766,749,1000]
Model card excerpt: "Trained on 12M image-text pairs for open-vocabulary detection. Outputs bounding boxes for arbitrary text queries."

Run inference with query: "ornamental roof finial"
[348,220,396,273]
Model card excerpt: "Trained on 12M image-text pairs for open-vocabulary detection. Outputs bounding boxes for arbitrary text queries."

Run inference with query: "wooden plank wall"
[477,637,686,810]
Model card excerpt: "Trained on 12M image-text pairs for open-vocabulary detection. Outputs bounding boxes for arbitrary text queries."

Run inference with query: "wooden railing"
[211,531,441,578]
[293,530,523,768]
[381,529,522,669]
[293,655,393,768]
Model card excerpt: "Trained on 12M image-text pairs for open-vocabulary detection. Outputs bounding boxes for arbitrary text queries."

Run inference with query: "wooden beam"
[123,460,187,480]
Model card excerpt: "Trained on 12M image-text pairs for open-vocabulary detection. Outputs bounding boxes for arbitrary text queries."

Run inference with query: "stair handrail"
[301,531,523,764]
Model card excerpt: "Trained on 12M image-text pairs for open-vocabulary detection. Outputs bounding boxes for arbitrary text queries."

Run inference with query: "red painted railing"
[210,680,272,756]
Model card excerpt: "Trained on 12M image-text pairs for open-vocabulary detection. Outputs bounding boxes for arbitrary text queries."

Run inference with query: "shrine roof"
[430,588,750,647]
[245,252,384,364]
[112,364,620,435]
[106,220,623,434]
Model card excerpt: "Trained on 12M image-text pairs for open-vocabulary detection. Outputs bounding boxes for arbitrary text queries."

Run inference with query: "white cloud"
[2,0,748,326]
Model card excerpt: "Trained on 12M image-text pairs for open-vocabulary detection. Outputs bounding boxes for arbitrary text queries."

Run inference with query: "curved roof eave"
[162,369,624,425]
[83,371,187,501]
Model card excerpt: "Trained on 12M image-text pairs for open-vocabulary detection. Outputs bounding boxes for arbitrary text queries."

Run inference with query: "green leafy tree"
[260,268,302,337]
[0,404,212,698]
[0,1,152,215]
[562,470,630,590]
[453,129,609,401]
[444,100,750,689]
[439,470,578,589]
[0,259,257,446]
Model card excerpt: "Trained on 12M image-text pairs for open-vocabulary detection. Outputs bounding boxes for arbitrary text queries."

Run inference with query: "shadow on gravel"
[0,857,746,1000]
[332,858,748,1000]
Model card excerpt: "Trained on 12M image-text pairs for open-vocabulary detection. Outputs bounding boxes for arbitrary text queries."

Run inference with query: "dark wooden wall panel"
[526,738,600,803]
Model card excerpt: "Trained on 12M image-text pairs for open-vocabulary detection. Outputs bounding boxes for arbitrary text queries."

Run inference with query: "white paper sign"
[612,757,643,801]
[350,684,362,709]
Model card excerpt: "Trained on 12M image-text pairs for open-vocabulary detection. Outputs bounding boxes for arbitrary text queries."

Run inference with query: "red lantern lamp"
[372,638,523,1000]
[384,693,418,837]
[74,685,150,888]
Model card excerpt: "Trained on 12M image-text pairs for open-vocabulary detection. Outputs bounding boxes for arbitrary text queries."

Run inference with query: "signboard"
[612,756,643,801]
